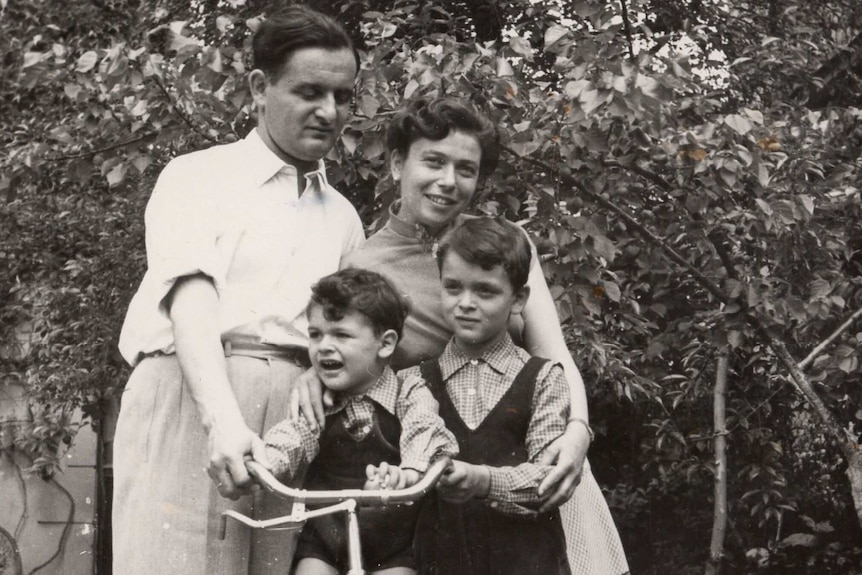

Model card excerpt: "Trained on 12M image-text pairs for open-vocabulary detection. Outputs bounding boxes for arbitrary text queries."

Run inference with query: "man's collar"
[244,129,328,190]
[439,333,516,380]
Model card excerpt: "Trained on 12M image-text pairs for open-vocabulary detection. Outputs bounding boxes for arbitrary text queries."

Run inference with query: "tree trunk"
[706,350,729,575]
[847,448,862,528]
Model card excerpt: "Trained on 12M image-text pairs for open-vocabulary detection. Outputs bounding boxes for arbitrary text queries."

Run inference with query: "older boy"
[264,268,457,575]
[406,217,572,575]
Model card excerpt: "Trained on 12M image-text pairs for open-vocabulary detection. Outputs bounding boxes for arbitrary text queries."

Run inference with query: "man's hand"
[437,460,490,504]
[364,462,419,490]
[289,367,327,430]
[205,415,271,500]
[536,422,590,512]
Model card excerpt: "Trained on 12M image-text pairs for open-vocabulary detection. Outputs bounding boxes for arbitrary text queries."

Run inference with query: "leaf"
[725,114,752,135]
[216,15,234,33]
[645,340,665,358]
[743,108,764,124]
[728,330,743,348]
[838,356,858,374]
[544,24,569,48]
[508,36,532,58]
[797,195,814,216]
[76,51,99,73]
[755,198,772,216]
[602,280,621,302]
[358,94,379,118]
[132,155,152,174]
[564,79,590,98]
[22,51,44,69]
[592,235,616,261]
[496,57,514,77]
[772,200,795,224]
[64,83,82,100]
[757,165,770,187]
[779,533,817,548]
[808,278,832,299]
[580,89,603,116]
[106,163,126,187]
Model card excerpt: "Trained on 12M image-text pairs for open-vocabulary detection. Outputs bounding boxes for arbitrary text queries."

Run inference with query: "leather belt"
[222,341,309,367]
[140,342,310,368]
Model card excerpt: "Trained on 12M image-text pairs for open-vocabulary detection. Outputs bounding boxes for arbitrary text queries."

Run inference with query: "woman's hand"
[289,367,327,430]
[536,422,590,512]
[437,460,490,503]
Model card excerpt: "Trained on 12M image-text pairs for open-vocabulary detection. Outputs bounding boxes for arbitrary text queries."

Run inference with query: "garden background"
[2,0,862,573]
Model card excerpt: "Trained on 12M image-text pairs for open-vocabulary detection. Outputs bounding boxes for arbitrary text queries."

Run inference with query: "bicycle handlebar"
[247,456,451,506]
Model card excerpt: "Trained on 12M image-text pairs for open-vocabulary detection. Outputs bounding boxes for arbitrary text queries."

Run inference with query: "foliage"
[3,0,862,571]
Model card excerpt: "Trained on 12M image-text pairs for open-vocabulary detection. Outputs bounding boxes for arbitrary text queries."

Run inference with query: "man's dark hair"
[437,217,532,290]
[387,97,500,178]
[252,5,358,79]
[308,268,410,339]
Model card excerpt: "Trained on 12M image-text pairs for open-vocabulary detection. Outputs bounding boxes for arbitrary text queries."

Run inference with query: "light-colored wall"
[0,385,97,575]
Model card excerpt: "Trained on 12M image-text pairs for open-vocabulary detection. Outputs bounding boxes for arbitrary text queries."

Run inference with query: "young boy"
[405,217,572,575]
[263,268,457,575]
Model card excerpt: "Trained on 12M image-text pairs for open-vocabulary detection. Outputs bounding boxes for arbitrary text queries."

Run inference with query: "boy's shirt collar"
[326,365,399,416]
[439,333,517,380]
[324,365,400,442]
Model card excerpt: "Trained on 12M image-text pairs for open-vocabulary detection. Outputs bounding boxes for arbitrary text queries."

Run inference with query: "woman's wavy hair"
[386,97,500,178]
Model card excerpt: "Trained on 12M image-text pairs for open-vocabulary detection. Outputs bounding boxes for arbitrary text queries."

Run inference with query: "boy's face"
[440,250,529,357]
[307,305,396,396]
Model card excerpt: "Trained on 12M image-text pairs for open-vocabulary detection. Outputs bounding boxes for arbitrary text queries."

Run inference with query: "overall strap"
[419,359,444,391]
[509,356,550,400]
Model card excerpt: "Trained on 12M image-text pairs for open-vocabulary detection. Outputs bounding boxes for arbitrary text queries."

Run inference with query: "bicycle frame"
[220,457,451,575]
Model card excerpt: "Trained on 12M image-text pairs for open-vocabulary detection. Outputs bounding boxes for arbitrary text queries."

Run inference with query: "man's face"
[250,46,356,168]
[307,305,394,396]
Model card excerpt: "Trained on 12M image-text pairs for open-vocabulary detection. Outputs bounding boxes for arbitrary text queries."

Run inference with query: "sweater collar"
[386,200,460,253]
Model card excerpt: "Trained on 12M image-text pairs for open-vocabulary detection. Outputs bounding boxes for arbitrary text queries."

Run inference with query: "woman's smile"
[391,130,483,231]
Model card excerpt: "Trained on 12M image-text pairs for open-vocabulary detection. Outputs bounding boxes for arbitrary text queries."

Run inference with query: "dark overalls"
[415,357,571,575]
[296,401,419,571]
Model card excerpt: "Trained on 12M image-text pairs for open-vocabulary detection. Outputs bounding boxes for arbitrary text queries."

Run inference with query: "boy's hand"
[289,367,327,430]
[536,423,589,512]
[437,460,490,503]
[364,462,419,490]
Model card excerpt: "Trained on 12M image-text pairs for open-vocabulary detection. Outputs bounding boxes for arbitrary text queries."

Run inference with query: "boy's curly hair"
[308,268,410,339]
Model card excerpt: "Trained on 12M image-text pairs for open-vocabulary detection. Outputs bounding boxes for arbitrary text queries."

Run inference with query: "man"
[112,7,363,574]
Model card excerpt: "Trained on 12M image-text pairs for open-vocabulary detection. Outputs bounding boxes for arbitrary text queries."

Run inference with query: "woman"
[343,97,629,573]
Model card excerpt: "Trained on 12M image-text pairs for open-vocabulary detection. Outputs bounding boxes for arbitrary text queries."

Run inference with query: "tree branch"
[507,147,731,305]
[149,74,221,144]
[799,306,862,369]
[41,132,158,164]
[506,145,857,453]
[618,0,636,60]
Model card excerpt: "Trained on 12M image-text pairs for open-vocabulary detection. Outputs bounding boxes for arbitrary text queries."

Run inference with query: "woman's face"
[391,130,482,231]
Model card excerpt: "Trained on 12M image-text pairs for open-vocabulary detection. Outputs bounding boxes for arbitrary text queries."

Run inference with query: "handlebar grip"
[246,457,452,505]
